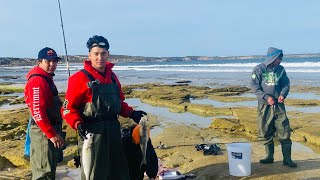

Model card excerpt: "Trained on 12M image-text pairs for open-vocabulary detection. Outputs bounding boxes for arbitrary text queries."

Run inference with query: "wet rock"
[187,104,232,116]
[0,96,10,105]
[122,86,133,95]
[207,86,251,93]
[211,118,240,130]
[0,76,20,80]
[67,159,77,168]
[9,97,25,105]
[291,86,320,93]
[0,155,16,171]
[4,154,29,167]
[0,82,15,86]
[213,92,240,96]
[175,80,192,84]
[286,99,320,106]
[0,126,26,141]
[0,88,23,94]
[289,112,320,147]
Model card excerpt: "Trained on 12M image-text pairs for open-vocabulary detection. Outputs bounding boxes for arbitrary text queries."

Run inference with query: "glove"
[73,155,81,168]
[77,123,87,140]
[130,110,147,124]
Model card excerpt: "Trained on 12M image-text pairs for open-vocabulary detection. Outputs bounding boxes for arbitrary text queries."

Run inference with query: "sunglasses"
[91,42,106,48]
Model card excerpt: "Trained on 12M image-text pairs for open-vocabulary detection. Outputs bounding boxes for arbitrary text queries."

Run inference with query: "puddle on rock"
[0,103,26,110]
[0,93,24,98]
[190,98,256,108]
[191,93,320,113]
[126,98,214,137]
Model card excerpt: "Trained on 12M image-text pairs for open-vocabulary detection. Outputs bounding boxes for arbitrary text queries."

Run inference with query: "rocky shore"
[0,83,320,179]
[124,84,320,148]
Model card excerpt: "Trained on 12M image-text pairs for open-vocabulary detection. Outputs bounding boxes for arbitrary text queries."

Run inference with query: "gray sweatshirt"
[250,58,290,105]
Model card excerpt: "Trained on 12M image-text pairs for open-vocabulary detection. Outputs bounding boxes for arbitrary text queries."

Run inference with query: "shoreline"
[2,53,320,66]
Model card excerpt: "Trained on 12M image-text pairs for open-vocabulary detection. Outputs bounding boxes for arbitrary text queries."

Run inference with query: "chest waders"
[78,69,130,180]
[257,102,297,167]
[28,74,64,180]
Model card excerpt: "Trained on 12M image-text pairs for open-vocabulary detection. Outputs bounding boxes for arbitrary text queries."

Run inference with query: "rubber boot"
[259,143,274,164]
[281,143,297,168]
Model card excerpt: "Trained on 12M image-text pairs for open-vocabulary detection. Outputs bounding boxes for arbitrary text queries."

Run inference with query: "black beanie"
[86,35,110,51]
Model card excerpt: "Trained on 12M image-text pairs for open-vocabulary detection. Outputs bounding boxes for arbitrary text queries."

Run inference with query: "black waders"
[281,141,297,168]
[259,142,274,164]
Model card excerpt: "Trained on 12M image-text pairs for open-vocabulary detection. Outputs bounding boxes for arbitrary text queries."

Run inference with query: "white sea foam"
[40,62,320,73]
[108,61,320,73]
[112,61,320,69]
[286,69,320,73]
[3,66,33,69]
[282,62,320,67]
[118,63,259,68]
[1,59,319,88]
[112,67,320,73]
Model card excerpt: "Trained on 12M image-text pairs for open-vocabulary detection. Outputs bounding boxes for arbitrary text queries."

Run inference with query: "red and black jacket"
[62,60,133,129]
[24,66,59,139]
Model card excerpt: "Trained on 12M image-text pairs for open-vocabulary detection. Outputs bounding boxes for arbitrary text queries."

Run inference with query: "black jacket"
[121,127,158,180]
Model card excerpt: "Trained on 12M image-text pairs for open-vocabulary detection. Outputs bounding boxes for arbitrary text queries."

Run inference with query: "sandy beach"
[1,83,320,180]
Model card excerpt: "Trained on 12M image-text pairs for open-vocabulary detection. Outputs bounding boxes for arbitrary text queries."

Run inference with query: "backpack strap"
[110,72,117,84]
[81,69,95,82]
[81,69,117,88]
[81,69,100,88]
[28,74,58,96]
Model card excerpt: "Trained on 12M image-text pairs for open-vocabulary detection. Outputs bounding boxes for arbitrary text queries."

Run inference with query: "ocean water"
[0,57,319,91]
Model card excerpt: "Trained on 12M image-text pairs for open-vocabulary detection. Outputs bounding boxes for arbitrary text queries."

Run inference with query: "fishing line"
[57,0,70,77]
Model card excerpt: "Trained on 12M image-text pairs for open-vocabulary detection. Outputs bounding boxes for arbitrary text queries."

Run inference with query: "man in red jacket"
[24,47,65,179]
[62,35,147,179]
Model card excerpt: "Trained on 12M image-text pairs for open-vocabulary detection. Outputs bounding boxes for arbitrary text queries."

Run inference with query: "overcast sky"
[1,0,320,58]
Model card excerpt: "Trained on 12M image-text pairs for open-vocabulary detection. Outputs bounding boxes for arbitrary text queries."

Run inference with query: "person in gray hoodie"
[251,47,297,168]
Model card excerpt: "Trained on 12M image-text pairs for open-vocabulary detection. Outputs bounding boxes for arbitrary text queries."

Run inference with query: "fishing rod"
[57,0,80,167]
[57,0,70,77]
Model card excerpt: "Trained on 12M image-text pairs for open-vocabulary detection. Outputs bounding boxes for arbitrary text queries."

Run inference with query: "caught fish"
[139,116,149,169]
[82,133,94,180]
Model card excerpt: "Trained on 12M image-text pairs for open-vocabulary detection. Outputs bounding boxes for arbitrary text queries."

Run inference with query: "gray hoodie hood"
[263,47,283,66]
[251,47,290,105]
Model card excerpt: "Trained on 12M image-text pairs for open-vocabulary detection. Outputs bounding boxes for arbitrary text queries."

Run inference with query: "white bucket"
[226,143,251,176]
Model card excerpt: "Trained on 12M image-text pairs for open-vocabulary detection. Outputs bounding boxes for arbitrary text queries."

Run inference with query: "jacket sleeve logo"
[32,87,42,122]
